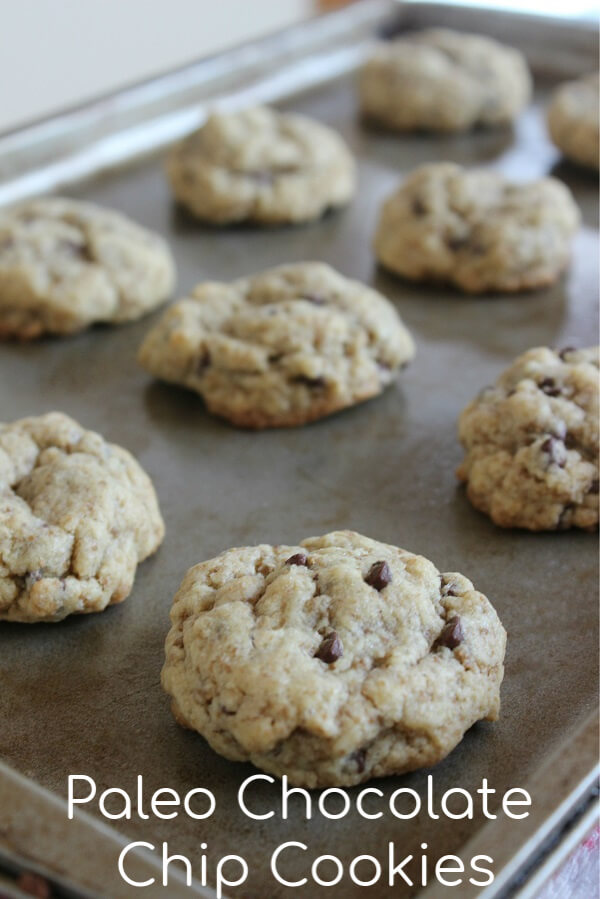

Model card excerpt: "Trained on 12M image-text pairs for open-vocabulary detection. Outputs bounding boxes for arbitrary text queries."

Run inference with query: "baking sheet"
[0,2,598,897]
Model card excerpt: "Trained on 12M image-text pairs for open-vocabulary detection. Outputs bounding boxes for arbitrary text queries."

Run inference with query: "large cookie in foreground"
[162,530,506,788]
[138,262,415,428]
[374,163,580,294]
[166,106,356,224]
[457,347,599,531]
[0,412,165,622]
[0,198,175,339]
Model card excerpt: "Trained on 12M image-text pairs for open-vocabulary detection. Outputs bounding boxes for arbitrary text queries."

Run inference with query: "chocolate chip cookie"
[0,412,165,622]
[359,29,531,132]
[162,530,506,787]
[547,73,599,171]
[166,106,356,224]
[0,197,175,339]
[457,347,599,531]
[138,262,415,428]
[374,163,580,293]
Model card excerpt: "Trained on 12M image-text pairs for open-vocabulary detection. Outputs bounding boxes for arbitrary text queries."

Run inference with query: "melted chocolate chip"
[60,239,93,261]
[286,552,308,567]
[196,349,211,373]
[434,615,464,650]
[559,347,576,360]
[541,436,566,468]
[352,748,367,773]
[365,560,392,591]
[590,479,599,494]
[446,234,469,252]
[412,197,426,216]
[539,377,561,397]
[292,375,326,389]
[315,631,343,663]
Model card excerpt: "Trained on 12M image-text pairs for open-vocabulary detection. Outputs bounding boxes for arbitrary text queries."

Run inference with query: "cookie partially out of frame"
[166,106,356,224]
[162,530,506,788]
[374,163,580,293]
[457,347,599,531]
[138,262,415,428]
[547,73,599,171]
[0,198,175,339]
[359,28,531,133]
[0,412,165,622]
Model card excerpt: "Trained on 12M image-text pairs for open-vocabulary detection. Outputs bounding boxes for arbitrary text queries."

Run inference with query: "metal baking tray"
[0,2,598,897]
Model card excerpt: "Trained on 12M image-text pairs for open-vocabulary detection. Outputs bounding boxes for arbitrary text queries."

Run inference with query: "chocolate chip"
[352,748,367,773]
[446,234,469,252]
[590,479,599,494]
[434,615,464,650]
[559,347,576,360]
[412,197,426,216]
[541,436,566,468]
[315,631,343,663]
[300,293,327,306]
[292,375,326,389]
[365,560,392,591]
[196,349,211,373]
[539,377,561,397]
[59,239,93,261]
[286,552,308,567]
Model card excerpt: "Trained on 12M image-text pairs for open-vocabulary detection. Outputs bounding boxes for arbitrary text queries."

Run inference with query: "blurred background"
[1,0,598,134]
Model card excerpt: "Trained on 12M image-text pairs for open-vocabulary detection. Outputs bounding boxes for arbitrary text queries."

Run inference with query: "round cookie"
[374,163,580,293]
[138,262,415,428]
[359,28,531,133]
[547,73,599,171]
[166,106,356,224]
[0,412,165,622]
[162,530,506,788]
[457,347,599,531]
[0,198,175,339]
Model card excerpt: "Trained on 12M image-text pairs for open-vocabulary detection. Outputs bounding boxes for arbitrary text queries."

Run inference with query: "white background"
[0,0,597,134]
[0,0,312,133]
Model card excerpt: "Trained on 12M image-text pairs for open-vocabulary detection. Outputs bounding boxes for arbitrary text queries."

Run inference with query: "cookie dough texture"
[138,262,415,428]
[374,163,580,293]
[162,530,506,787]
[0,198,175,339]
[457,347,599,531]
[547,73,599,170]
[166,106,356,224]
[0,413,165,622]
[359,29,531,132]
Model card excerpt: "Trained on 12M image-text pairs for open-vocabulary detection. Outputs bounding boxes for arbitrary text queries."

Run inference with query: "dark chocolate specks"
[365,560,392,591]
